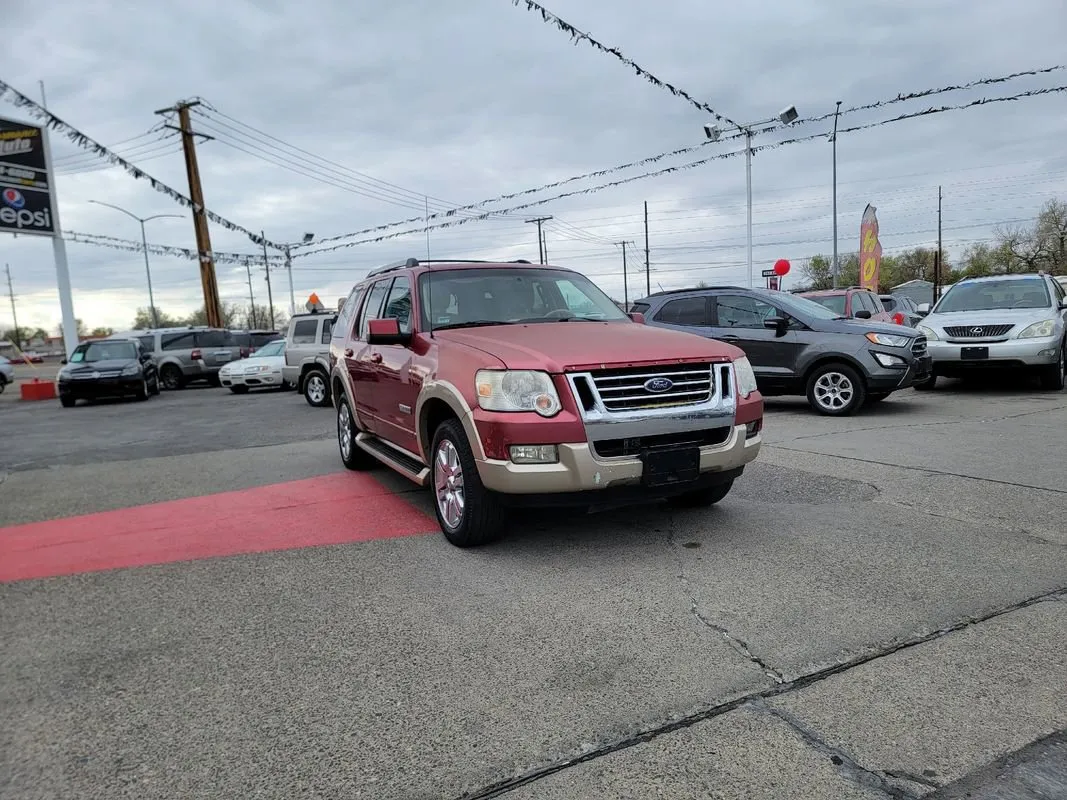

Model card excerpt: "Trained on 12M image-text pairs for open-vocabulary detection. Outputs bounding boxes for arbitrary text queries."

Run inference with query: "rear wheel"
[805,362,866,416]
[303,369,330,407]
[431,419,506,547]
[1038,343,1065,391]
[230,385,249,394]
[337,394,376,470]
[667,479,734,508]
[0,377,6,394]
[160,364,184,391]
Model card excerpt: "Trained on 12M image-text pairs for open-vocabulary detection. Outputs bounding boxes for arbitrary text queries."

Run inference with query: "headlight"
[733,356,758,397]
[246,365,270,373]
[865,332,911,348]
[1018,319,1056,339]
[475,369,561,417]
[121,364,141,376]
[917,325,938,341]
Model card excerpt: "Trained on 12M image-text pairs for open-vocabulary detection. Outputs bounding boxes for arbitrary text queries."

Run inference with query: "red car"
[798,287,897,324]
[329,258,764,546]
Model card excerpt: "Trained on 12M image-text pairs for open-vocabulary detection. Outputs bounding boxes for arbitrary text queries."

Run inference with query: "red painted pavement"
[0,473,436,583]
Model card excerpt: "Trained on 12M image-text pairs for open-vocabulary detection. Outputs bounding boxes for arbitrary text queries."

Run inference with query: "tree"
[1033,199,1067,274]
[131,307,185,330]
[90,327,114,337]
[185,302,241,329]
[235,303,289,331]
[55,319,87,338]
[800,253,860,290]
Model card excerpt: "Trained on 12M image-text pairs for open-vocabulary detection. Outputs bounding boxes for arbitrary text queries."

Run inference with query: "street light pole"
[89,200,182,329]
[831,100,842,289]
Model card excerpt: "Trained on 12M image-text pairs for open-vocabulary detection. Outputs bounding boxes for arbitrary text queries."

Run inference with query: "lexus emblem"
[644,377,674,393]
[91,371,100,379]
[970,326,983,336]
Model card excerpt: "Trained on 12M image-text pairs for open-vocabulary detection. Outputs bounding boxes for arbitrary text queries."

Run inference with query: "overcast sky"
[2,0,1065,334]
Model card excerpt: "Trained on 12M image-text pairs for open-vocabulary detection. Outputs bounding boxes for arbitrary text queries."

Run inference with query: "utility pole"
[262,231,275,330]
[542,226,549,263]
[245,261,258,329]
[831,100,842,289]
[644,201,651,296]
[617,241,635,308]
[745,130,754,288]
[525,216,552,263]
[424,196,431,262]
[4,264,19,348]
[284,245,296,318]
[935,185,943,303]
[156,100,222,327]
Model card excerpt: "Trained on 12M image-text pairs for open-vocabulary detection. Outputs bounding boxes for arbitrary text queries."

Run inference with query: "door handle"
[370,353,383,364]
[718,335,739,341]
[344,348,353,357]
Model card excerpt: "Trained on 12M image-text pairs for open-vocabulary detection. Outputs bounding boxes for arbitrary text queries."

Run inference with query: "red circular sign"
[773,259,791,276]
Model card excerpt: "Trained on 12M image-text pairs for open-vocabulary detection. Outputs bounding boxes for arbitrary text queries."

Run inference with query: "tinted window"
[249,332,279,348]
[1051,279,1065,302]
[161,331,196,351]
[137,335,155,352]
[320,318,334,344]
[291,319,318,344]
[70,341,138,362]
[230,331,251,347]
[359,281,390,340]
[383,277,413,334]
[336,288,361,335]
[629,302,651,315]
[197,330,229,348]
[713,295,778,328]
[655,297,707,326]
[866,292,884,313]
[880,296,897,311]
[805,294,847,315]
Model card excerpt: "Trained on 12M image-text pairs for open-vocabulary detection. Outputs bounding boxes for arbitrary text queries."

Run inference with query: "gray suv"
[632,286,931,415]
[914,273,1066,390]
[281,311,335,407]
[111,326,243,390]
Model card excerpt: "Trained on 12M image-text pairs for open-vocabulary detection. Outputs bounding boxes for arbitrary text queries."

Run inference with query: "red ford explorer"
[329,259,764,547]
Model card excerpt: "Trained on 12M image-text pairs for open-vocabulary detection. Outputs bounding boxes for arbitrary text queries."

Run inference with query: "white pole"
[41,127,79,357]
[745,130,754,289]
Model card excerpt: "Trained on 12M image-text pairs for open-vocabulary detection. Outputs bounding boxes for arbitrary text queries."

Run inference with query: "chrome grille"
[911,336,927,357]
[588,363,713,412]
[944,324,1013,338]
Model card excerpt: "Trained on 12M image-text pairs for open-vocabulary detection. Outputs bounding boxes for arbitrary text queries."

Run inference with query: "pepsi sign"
[0,115,55,237]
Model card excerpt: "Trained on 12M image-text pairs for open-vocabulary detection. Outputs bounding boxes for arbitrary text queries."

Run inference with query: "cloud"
[2,0,1065,331]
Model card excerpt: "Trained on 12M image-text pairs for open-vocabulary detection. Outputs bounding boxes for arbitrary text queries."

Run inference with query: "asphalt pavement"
[1,380,1065,799]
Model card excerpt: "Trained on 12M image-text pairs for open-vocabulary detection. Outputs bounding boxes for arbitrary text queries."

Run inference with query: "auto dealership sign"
[0,115,56,237]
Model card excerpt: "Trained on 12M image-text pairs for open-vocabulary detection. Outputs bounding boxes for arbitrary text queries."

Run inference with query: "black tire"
[805,362,866,416]
[430,418,506,547]
[1038,342,1065,391]
[867,392,890,404]
[160,364,184,391]
[60,395,76,408]
[303,369,330,407]
[230,385,250,394]
[149,375,161,395]
[336,394,377,471]
[667,479,734,509]
[912,372,937,390]
[135,378,149,401]
[0,377,6,394]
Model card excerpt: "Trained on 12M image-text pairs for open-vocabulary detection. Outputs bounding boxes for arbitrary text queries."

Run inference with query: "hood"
[224,356,285,371]
[811,317,918,337]
[435,321,743,372]
[64,358,138,372]
[922,307,1057,330]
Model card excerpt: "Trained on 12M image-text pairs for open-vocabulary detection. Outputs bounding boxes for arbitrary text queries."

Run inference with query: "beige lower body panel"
[476,424,761,494]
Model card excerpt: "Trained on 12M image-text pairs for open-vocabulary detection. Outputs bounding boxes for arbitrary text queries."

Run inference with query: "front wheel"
[135,379,149,401]
[805,362,866,416]
[0,378,6,394]
[667,479,734,508]
[229,385,250,395]
[912,372,937,391]
[60,395,76,408]
[303,369,330,407]
[1038,344,1065,391]
[431,419,506,547]
[149,375,161,395]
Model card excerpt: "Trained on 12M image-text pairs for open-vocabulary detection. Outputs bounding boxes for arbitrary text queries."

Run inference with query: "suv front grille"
[944,324,1013,338]
[911,336,927,357]
[588,363,713,412]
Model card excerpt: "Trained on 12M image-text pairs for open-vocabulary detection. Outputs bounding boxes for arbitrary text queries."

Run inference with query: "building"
[890,279,935,307]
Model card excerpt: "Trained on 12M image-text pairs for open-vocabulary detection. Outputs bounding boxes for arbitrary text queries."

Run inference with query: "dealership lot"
[1,384,1065,799]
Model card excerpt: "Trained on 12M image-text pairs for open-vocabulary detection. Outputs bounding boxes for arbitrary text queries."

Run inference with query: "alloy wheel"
[813,371,855,412]
[434,439,466,529]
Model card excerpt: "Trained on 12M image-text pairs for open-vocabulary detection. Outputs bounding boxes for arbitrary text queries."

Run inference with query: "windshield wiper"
[433,320,515,331]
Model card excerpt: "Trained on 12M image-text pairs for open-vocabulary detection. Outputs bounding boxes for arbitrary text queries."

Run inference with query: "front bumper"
[927,336,1060,369]
[220,368,283,388]
[864,352,933,391]
[476,423,761,494]
[57,376,143,398]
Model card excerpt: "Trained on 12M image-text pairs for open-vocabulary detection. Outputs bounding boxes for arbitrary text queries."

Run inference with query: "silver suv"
[281,312,335,407]
[915,273,1067,390]
[111,326,243,390]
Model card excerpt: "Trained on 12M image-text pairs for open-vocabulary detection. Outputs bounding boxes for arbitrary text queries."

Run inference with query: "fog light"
[1038,348,1057,358]
[873,352,906,368]
[509,444,559,464]
[745,420,762,438]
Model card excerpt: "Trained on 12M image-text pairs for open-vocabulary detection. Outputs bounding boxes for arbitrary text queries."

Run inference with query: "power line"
[64,231,285,267]
[509,0,740,128]
[293,85,1067,258]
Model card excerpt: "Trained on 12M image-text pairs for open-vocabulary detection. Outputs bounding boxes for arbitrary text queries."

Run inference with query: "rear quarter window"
[290,319,319,344]
[196,330,230,348]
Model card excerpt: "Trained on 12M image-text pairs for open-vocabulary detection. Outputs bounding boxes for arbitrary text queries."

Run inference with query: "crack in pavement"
[448,586,1067,800]
[768,445,1067,495]
[751,701,922,799]
[873,499,1067,549]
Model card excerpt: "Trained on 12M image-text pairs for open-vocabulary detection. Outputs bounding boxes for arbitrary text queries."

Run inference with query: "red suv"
[798,287,895,324]
[329,259,764,547]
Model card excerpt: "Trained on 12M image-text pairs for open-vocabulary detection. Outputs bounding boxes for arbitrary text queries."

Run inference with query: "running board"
[355,433,430,487]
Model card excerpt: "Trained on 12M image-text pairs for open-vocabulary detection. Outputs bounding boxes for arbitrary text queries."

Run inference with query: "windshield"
[70,341,138,362]
[769,291,848,320]
[936,278,1051,313]
[251,340,285,357]
[800,293,847,316]
[418,267,629,331]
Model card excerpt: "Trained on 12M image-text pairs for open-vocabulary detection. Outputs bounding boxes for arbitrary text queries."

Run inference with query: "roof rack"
[640,285,746,299]
[366,257,538,278]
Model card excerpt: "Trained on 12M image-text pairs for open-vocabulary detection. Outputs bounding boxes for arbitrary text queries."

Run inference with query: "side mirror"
[628,312,645,324]
[367,317,409,346]
[854,309,872,319]
[60,358,68,365]
[762,316,789,336]
[1059,298,1067,310]
[916,303,931,316]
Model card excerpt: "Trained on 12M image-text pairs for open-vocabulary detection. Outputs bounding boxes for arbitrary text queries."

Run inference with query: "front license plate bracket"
[961,346,989,360]
[641,446,701,488]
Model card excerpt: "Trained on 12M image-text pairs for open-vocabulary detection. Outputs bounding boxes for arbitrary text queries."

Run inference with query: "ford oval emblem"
[644,377,674,393]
